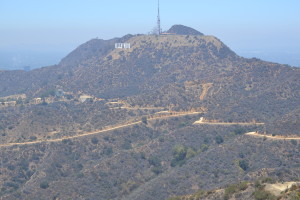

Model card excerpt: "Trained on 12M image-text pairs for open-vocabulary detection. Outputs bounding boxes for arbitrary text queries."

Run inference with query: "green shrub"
[141,117,148,124]
[239,182,248,190]
[148,156,161,167]
[26,170,34,177]
[261,177,274,184]
[151,166,163,175]
[215,135,224,144]
[19,159,29,170]
[291,139,297,145]
[140,152,146,159]
[200,144,209,152]
[224,182,248,200]
[224,184,238,200]
[239,160,249,171]
[62,139,72,144]
[122,140,132,150]
[254,180,262,188]
[173,145,187,161]
[178,122,188,128]
[192,190,206,199]
[186,148,196,159]
[40,181,49,189]
[7,165,15,171]
[40,89,55,98]
[103,146,113,155]
[29,136,37,141]
[91,137,99,144]
[171,159,186,167]
[103,136,110,141]
[253,189,276,200]
[234,127,246,135]
[171,145,197,167]
[4,182,19,190]
[121,180,139,194]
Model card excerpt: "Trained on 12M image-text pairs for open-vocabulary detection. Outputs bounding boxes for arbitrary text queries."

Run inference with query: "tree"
[173,145,187,161]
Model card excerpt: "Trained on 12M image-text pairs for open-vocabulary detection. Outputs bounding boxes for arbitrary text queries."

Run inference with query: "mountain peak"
[166,25,204,35]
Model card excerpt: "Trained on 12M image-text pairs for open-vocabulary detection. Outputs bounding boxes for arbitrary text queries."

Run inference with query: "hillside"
[167,180,300,200]
[0,25,299,200]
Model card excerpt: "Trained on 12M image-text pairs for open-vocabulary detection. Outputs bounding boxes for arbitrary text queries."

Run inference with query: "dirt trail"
[0,111,201,148]
[245,132,300,140]
[200,83,213,100]
[110,106,164,110]
[193,117,264,125]
[193,121,265,126]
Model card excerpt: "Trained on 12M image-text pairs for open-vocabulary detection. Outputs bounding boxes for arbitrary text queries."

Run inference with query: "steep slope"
[1,118,299,200]
[60,34,134,67]
[123,134,300,200]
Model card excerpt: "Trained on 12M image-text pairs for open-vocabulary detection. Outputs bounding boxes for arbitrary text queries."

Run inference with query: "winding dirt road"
[0,111,201,148]
[194,122,265,125]
[245,132,300,140]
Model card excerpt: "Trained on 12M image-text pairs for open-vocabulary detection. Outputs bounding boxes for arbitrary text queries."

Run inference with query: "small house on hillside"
[79,95,93,103]
[31,98,42,104]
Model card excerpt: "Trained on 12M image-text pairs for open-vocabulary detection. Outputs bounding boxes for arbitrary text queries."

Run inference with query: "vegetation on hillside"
[0,25,299,200]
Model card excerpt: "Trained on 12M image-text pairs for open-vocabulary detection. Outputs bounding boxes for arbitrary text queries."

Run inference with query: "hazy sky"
[1,0,300,68]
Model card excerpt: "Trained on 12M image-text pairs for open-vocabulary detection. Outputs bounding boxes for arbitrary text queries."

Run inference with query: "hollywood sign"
[115,43,131,49]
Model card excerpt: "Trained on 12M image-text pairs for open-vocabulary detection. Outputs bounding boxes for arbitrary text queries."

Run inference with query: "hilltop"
[166,25,204,35]
[0,25,299,200]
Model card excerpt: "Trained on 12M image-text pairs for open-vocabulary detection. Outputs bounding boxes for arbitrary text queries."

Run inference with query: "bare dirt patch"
[265,182,298,196]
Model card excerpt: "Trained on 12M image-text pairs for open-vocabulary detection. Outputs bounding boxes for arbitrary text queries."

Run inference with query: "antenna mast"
[157,0,162,35]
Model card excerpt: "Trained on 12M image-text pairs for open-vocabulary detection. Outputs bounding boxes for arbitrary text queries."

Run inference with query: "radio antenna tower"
[157,0,162,35]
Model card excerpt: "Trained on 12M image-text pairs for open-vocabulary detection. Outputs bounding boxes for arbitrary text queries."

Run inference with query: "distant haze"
[1,0,299,70]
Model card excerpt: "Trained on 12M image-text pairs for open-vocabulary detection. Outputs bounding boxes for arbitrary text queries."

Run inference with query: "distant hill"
[0,25,299,200]
[0,25,299,133]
